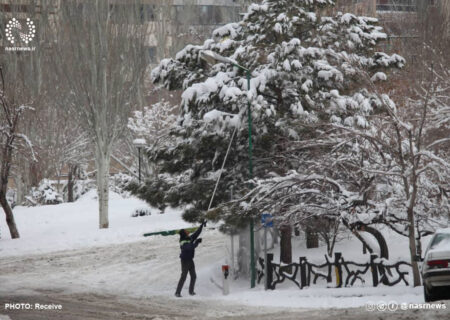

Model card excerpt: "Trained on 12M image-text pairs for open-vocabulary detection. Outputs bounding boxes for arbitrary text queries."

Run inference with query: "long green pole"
[247,70,256,288]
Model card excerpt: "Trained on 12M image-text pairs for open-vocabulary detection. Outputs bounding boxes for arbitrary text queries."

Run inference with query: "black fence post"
[378,259,386,285]
[334,252,342,288]
[299,257,306,289]
[370,254,379,287]
[326,255,332,283]
[267,253,274,289]
[306,258,311,287]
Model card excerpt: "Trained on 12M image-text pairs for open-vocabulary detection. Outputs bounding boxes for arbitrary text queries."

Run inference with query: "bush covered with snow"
[110,173,134,197]
[28,179,63,205]
[131,207,152,217]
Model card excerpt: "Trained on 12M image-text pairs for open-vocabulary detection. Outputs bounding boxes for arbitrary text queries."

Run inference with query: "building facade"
[0,0,250,60]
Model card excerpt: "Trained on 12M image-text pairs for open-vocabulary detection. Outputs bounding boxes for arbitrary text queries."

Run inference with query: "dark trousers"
[175,259,196,294]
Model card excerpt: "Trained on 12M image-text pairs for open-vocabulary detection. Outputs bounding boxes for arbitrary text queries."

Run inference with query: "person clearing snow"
[175,220,206,297]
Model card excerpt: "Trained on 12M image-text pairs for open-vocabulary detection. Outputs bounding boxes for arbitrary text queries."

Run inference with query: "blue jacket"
[179,225,203,260]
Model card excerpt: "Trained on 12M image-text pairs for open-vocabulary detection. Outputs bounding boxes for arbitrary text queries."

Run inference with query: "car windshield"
[430,233,450,250]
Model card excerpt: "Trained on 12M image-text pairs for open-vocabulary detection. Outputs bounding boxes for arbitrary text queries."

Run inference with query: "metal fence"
[257,252,411,290]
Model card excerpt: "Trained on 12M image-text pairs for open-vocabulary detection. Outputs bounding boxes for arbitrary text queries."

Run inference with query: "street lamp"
[133,138,146,183]
[200,50,256,288]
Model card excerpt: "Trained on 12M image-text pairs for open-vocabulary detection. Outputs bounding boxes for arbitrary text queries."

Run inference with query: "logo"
[5,18,36,52]
[365,301,376,312]
[387,301,398,312]
[377,301,387,312]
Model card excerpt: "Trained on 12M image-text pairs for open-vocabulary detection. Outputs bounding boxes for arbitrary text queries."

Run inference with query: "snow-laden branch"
[415,151,450,169]
[15,133,37,162]
[426,138,450,149]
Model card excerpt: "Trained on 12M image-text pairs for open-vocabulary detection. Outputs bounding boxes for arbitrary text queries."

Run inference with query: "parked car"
[422,228,450,302]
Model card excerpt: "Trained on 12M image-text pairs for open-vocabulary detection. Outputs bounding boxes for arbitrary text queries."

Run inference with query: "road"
[0,233,449,319]
[1,292,449,320]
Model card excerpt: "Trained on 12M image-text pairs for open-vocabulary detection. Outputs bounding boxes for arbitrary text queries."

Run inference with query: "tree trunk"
[14,175,24,206]
[67,167,74,203]
[0,134,20,239]
[306,227,319,248]
[67,164,78,203]
[0,192,20,239]
[405,170,421,287]
[29,161,40,187]
[96,146,110,229]
[408,206,421,286]
[280,225,292,272]
[358,225,389,259]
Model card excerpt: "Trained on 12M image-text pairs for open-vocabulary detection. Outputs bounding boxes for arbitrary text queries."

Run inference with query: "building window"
[173,5,189,25]
[198,6,211,25]
[0,4,31,13]
[198,6,224,25]
[110,4,149,24]
[376,0,417,12]
[173,5,230,26]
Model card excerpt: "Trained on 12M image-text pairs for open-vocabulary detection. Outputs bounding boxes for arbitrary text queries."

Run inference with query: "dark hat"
[179,229,189,241]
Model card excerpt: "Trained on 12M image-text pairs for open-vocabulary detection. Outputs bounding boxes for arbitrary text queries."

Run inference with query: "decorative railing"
[257,252,411,290]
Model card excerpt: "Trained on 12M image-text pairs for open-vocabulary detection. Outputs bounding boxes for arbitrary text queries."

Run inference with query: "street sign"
[261,213,273,228]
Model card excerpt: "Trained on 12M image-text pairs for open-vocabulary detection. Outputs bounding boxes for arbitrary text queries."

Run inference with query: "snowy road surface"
[0,293,448,320]
[1,230,449,319]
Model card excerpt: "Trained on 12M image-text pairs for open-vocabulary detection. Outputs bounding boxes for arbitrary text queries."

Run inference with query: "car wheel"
[424,285,435,302]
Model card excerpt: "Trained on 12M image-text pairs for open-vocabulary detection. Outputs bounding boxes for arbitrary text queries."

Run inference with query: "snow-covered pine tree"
[142,0,404,230]
[128,100,177,144]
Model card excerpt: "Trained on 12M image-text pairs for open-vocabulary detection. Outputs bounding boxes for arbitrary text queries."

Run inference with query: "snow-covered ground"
[0,192,446,312]
[0,190,193,257]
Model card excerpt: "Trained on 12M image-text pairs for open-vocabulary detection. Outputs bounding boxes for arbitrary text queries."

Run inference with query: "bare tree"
[0,0,57,205]
[53,0,149,228]
[349,66,449,286]
[0,68,35,239]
